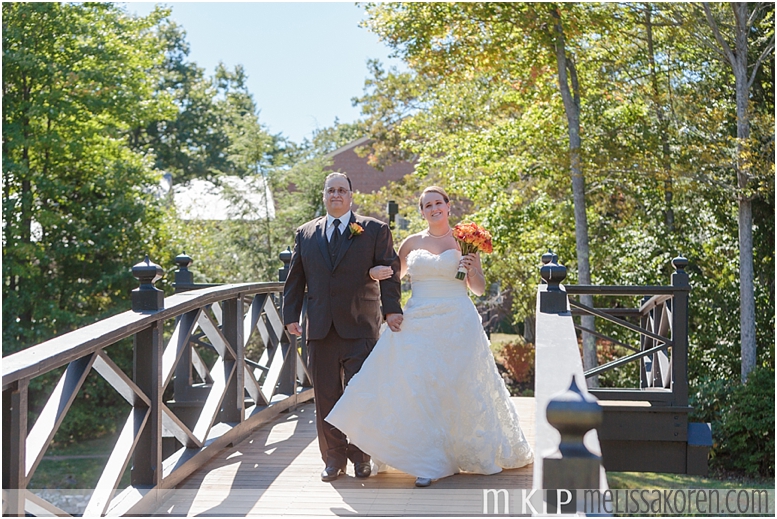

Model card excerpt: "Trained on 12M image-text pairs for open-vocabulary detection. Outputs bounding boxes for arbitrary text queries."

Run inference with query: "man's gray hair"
[324,172,352,191]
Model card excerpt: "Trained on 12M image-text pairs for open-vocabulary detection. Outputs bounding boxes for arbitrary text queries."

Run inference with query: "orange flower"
[348,222,364,238]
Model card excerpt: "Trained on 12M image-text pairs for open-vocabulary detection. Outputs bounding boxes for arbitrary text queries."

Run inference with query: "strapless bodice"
[406,248,467,298]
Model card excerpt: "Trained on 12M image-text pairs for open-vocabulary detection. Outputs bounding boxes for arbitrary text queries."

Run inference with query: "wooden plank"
[244,294,268,348]
[149,397,534,516]
[210,302,223,326]
[589,388,674,403]
[584,341,670,379]
[162,310,200,388]
[565,285,686,296]
[569,298,674,346]
[83,409,148,517]
[190,347,212,384]
[598,406,689,441]
[161,404,202,448]
[3,282,284,388]
[263,296,285,341]
[191,358,231,443]
[261,343,286,403]
[92,350,150,407]
[120,390,315,515]
[26,355,95,480]
[197,311,235,360]
[639,294,673,314]
[243,365,267,406]
[24,490,72,517]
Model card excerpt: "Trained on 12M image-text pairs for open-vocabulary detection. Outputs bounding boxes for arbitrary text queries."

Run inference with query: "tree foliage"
[2,2,174,351]
[355,1,774,380]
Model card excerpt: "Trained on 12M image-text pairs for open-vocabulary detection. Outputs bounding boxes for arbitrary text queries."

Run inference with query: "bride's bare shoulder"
[399,233,424,257]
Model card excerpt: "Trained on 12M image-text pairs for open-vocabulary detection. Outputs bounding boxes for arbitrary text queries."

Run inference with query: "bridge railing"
[540,252,690,407]
[2,252,311,517]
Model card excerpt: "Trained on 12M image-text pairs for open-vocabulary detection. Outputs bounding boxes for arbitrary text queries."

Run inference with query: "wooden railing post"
[639,295,651,389]
[2,378,28,516]
[670,256,690,407]
[173,252,194,292]
[543,377,602,490]
[131,256,164,486]
[277,248,297,398]
[221,296,244,423]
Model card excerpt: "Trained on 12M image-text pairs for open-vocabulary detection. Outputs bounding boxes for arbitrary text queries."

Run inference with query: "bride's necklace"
[425,228,452,239]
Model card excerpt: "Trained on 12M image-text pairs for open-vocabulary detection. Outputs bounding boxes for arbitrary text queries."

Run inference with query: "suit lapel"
[315,217,334,271]
[332,213,357,271]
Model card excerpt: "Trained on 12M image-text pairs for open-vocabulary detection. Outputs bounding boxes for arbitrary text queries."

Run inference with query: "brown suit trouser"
[308,323,376,468]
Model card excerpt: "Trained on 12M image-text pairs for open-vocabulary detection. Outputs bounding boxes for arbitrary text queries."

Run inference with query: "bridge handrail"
[538,253,690,407]
[2,282,283,390]
[2,253,310,517]
[565,285,688,296]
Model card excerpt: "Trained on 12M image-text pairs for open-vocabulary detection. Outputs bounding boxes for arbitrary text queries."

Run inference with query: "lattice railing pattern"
[3,281,311,516]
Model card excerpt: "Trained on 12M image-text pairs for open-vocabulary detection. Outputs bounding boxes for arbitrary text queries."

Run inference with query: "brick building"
[325,137,415,195]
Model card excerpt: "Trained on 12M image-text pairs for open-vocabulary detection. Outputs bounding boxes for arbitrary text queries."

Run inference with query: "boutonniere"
[348,222,364,239]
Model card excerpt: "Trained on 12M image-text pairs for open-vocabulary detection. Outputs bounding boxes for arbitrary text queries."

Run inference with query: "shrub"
[713,366,775,477]
[595,341,640,388]
[500,339,535,388]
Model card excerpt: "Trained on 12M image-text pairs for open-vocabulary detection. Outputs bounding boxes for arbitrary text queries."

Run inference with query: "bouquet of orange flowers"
[452,222,493,280]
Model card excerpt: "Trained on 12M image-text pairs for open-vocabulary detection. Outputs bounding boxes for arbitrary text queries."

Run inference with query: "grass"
[608,471,774,490]
[605,472,774,516]
[27,435,131,490]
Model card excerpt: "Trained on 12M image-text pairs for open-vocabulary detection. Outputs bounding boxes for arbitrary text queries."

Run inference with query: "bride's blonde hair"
[418,186,450,210]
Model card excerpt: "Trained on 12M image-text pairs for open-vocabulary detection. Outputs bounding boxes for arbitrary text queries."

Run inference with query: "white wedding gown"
[326,248,533,480]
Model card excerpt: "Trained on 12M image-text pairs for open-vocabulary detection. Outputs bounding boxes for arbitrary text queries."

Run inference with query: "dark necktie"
[329,218,342,260]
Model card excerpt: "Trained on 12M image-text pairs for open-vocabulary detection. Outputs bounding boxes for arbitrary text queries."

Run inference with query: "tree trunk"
[645,5,675,232]
[551,7,597,386]
[731,2,757,382]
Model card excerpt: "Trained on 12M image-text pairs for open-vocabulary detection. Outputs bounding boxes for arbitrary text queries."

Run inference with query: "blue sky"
[124,2,404,144]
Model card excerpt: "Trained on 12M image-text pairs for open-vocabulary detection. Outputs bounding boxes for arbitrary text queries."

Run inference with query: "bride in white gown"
[326,186,533,487]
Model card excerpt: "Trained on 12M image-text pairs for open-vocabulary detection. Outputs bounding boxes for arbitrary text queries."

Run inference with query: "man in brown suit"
[283,172,403,482]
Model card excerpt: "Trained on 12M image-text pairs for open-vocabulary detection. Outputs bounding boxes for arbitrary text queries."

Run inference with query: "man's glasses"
[326,188,350,196]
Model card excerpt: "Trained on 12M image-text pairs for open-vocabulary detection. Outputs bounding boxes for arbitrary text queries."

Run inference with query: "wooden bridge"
[2,251,709,516]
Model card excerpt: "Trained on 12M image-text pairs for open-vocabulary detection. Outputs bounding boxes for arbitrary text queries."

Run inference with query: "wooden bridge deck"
[152,397,536,516]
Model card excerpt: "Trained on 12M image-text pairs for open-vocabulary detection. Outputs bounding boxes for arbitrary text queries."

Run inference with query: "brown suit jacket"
[282,212,402,340]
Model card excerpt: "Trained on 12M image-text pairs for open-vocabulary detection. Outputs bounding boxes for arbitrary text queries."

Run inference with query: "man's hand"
[369,265,393,281]
[286,322,302,336]
[386,313,403,332]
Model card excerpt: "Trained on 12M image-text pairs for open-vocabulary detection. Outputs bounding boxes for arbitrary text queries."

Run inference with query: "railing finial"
[279,246,292,282]
[543,376,602,490]
[671,254,689,288]
[174,251,194,288]
[132,255,164,312]
[540,251,568,313]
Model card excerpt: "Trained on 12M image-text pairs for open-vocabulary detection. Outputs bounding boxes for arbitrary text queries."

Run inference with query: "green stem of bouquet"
[455,240,477,280]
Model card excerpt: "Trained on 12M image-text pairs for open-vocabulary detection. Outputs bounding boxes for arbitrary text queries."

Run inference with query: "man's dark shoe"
[354,462,371,478]
[321,466,345,482]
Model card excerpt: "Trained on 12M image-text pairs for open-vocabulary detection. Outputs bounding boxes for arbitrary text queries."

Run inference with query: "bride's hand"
[459,253,480,275]
[369,265,393,281]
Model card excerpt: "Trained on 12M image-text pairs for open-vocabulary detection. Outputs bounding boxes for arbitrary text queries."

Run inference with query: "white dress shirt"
[326,211,351,242]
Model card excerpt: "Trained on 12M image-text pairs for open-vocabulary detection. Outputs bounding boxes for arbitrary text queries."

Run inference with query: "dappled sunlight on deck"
[153,398,535,516]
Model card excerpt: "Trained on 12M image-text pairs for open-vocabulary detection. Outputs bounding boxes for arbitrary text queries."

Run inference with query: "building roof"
[170,176,275,221]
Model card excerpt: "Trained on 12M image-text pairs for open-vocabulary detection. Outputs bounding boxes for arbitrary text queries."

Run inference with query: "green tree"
[2,2,174,352]
[676,2,774,382]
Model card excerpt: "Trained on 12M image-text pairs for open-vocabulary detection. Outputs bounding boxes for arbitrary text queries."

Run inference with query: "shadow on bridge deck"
[153,398,535,516]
